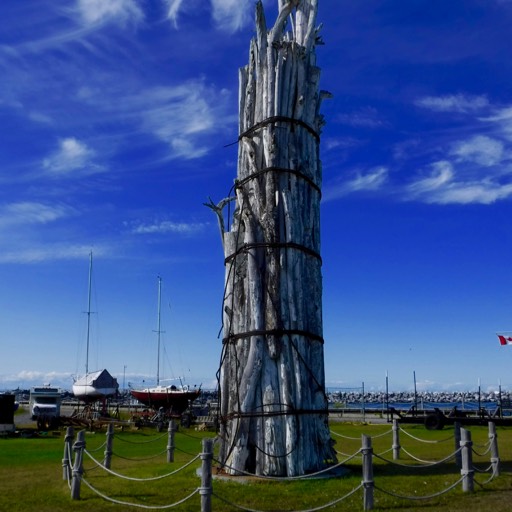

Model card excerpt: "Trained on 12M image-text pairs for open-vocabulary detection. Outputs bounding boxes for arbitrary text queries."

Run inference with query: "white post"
[361,434,374,510]
[392,419,400,460]
[460,428,474,492]
[488,421,500,477]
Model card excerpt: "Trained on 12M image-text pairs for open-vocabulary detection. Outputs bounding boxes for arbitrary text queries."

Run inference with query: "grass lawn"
[2,415,512,511]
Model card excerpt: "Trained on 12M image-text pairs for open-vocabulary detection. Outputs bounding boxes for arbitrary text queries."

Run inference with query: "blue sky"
[2,0,512,394]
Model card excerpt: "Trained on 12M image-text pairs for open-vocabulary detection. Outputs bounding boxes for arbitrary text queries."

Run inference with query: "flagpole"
[478,378,481,413]
[499,380,502,419]
[413,371,418,411]
[362,381,365,423]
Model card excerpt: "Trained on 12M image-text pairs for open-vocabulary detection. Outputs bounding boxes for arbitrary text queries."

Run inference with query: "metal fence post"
[488,421,500,477]
[361,434,374,510]
[104,422,114,469]
[392,419,400,460]
[200,437,214,512]
[167,420,176,463]
[71,430,86,500]
[62,426,74,481]
[460,428,474,492]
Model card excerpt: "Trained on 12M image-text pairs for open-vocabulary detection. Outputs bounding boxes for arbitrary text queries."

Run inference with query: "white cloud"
[142,86,214,136]
[0,202,72,228]
[481,107,512,141]
[428,182,512,205]
[325,98,512,206]
[76,80,233,160]
[450,135,504,167]
[164,0,185,28]
[211,0,252,32]
[399,97,512,205]
[136,82,232,159]
[414,94,489,114]
[28,111,53,125]
[131,219,208,235]
[170,138,209,159]
[336,107,386,129]
[77,0,144,27]
[405,161,512,205]
[0,244,108,264]
[0,371,74,389]
[0,201,108,264]
[406,161,454,200]
[324,137,361,151]
[484,107,512,123]
[324,167,388,202]
[347,167,389,191]
[161,0,252,32]
[43,137,99,175]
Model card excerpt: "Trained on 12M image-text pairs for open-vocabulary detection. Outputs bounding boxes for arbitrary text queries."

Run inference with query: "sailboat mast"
[85,251,93,376]
[156,276,162,387]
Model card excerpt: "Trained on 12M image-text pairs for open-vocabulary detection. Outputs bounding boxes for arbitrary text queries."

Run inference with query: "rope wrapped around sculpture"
[235,165,321,196]
[224,241,322,266]
[222,328,324,345]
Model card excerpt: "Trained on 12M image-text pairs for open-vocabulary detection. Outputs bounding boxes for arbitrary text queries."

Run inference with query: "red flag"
[497,334,512,345]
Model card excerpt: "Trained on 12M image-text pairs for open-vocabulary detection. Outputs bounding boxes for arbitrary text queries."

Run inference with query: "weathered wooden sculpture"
[208,0,335,477]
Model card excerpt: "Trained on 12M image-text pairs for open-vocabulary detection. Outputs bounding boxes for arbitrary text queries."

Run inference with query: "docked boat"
[130,383,200,412]
[72,253,118,403]
[73,369,118,403]
[130,276,200,413]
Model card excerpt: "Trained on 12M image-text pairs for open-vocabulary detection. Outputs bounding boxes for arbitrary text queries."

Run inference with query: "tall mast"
[85,251,93,375]
[155,276,163,386]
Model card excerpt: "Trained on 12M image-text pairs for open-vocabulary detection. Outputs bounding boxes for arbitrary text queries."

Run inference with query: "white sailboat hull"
[72,385,117,398]
[73,369,119,403]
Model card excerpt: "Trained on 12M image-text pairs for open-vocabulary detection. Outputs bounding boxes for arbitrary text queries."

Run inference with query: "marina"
[5,387,512,433]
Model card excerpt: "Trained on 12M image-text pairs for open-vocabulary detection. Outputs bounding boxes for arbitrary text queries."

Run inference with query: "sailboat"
[130,276,200,413]
[72,252,119,403]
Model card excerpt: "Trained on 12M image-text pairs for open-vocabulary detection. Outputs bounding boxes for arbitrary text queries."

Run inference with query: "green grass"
[2,421,512,511]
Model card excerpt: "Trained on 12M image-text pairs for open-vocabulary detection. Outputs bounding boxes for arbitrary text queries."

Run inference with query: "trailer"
[29,386,62,429]
[389,405,512,430]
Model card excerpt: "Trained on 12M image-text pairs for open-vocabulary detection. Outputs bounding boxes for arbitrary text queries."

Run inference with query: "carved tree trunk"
[213,0,335,477]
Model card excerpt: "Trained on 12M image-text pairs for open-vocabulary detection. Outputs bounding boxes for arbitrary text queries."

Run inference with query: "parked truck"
[29,386,62,429]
